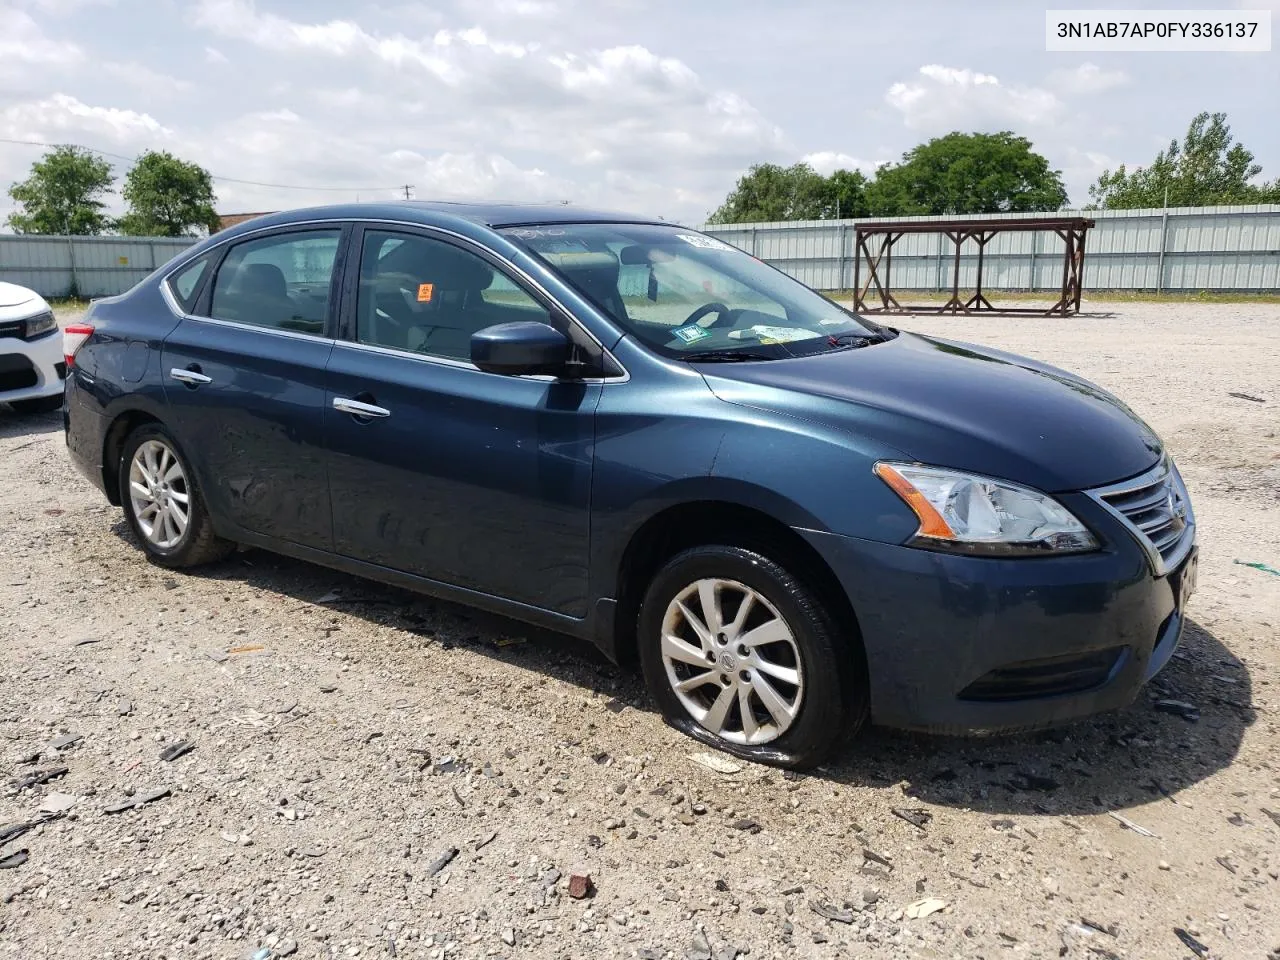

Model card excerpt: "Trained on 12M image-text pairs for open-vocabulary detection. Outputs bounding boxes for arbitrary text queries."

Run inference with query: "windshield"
[500,223,886,360]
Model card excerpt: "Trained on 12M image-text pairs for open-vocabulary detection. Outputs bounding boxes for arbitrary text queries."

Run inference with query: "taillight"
[63,324,94,368]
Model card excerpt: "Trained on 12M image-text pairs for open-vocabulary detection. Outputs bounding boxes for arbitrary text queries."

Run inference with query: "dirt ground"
[2,301,1278,960]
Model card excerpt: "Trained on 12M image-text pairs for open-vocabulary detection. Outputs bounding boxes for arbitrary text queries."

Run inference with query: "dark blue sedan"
[64,202,1197,768]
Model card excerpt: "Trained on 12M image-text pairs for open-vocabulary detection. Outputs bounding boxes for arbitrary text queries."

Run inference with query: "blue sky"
[1,0,1277,225]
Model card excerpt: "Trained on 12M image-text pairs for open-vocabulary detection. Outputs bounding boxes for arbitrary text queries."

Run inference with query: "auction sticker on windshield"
[672,323,712,344]
[676,234,735,252]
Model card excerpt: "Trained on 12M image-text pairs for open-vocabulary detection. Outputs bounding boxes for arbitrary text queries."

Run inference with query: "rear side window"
[169,257,209,312]
[208,230,341,335]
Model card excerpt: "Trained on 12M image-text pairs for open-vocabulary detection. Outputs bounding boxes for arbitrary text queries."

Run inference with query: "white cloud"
[204,45,228,64]
[175,0,786,217]
[0,8,81,68]
[101,61,193,95]
[1048,62,1128,95]
[802,151,879,176]
[13,0,113,12]
[1,93,168,143]
[886,63,1062,132]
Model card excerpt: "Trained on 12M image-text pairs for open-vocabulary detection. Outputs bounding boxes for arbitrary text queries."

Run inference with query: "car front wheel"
[638,544,866,770]
[119,424,233,568]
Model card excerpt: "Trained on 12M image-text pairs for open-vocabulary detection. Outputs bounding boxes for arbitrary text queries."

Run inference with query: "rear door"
[323,224,601,616]
[160,225,348,549]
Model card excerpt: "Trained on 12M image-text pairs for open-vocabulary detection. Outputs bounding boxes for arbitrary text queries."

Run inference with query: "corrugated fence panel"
[5,208,1279,297]
[0,235,199,298]
[701,205,1280,292]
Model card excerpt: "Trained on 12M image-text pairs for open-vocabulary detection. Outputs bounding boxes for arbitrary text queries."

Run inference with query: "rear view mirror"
[471,321,572,376]
[619,245,652,265]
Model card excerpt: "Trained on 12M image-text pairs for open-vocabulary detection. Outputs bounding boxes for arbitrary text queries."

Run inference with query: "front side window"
[502,223,886,360]
[209,230,341,334]
[356,230,550,362]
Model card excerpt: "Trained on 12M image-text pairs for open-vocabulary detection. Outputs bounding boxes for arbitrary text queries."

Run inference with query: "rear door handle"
[169,368,212,385]
[333,397,391,418]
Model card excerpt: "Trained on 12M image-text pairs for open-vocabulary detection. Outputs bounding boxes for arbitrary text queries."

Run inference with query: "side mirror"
[471,321,573,376]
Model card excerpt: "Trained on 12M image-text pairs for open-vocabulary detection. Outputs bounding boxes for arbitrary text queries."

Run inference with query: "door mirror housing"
[471,321,573,376]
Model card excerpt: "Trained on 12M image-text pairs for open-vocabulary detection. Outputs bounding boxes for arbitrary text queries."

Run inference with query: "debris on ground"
[158,740,195,762]
[810,901,856,923]
[567,865,594,899]
[10,767,68,790]
[1234,559,1280,576]
[425,846,458,877]
[689,752,743,775]
[38,792,78,815]
[1174,927,1210,956]
[103,786,170,814]
[1108,811,1159,838]
[891,807,932,830]
[906,898,948,919]
[1153,699,1201,722]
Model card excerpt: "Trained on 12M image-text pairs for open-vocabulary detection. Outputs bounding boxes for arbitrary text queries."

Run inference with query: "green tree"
[823,169,870,219]
[1087,112,1280,208]
[708,162,833,223]
[118,150,219,237]
[6,145,116,235]
[866,132,1067,216]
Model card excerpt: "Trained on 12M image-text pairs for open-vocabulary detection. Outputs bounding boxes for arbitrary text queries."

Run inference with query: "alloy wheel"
[127,439,191,549]
[659,577,804,745]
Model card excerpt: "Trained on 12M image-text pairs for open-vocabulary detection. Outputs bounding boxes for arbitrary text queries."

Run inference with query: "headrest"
[238,263,288,299]
[540,250,620,288]
[378,242,494,294]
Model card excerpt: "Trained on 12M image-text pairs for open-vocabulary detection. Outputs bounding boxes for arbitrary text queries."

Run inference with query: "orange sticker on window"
[417,283,434,302]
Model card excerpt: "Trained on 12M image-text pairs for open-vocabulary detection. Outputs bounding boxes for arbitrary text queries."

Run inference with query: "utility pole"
[401,185,414,200]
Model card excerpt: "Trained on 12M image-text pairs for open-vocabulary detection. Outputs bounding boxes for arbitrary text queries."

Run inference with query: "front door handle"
[169,367,212,386]
[333,397,391,418]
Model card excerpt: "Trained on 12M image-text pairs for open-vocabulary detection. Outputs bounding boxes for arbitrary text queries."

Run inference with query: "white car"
[0,281,65,414]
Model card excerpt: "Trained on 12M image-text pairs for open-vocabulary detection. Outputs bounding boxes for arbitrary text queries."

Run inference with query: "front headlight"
[875,461,1099,556]
[23,310,57,340]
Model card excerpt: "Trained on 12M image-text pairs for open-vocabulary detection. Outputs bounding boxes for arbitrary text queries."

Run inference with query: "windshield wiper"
[826,330,896,349]
[679,350,777,363]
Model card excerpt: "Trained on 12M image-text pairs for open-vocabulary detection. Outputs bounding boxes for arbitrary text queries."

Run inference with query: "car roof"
[221,201,671,236]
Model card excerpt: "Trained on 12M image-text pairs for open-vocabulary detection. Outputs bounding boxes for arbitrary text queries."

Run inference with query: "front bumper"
[0,329,66,403]
[802,501,1194,734]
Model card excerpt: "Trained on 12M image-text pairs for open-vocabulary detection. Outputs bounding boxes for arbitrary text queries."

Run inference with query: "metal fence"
[0,235,197,299]
[5,204,1280,298]
[700,204,1280,293]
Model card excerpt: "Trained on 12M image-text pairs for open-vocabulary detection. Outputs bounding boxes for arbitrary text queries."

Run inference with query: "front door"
[324,226,599,616]
[160,226,346,549]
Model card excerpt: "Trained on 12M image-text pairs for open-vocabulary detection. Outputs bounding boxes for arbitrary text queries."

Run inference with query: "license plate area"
[1172,546,1198,610]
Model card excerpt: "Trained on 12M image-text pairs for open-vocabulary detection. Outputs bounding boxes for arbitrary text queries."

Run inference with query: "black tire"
[637,544,867,770]
[118,423,234,568]
[9,393,62,415]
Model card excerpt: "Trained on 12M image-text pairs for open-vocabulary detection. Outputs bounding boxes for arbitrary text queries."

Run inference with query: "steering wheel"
[683,301,736,329]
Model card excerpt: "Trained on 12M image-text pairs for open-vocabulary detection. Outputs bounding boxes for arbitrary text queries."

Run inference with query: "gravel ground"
[1,301,1278,960]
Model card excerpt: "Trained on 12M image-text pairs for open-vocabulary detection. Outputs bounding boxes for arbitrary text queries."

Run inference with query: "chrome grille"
[1088,457,1195,576]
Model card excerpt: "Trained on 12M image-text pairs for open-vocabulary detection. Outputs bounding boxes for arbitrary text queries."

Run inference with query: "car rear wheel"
[637,544,866,770]
[119,424,233,568]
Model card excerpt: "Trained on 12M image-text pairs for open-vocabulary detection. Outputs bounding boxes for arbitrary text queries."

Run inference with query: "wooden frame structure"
[853,216,1094,317]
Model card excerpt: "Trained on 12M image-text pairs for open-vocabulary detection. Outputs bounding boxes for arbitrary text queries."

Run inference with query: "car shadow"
[0,405,63,440]
[115,530,1251,816]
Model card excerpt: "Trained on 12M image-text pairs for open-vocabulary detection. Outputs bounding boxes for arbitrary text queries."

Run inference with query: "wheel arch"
[610,499,864,674]
[100,408,163,505]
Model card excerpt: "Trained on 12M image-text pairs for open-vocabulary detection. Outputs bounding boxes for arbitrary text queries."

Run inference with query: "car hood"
[698,331,1162,493]
[0,281,48,322]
